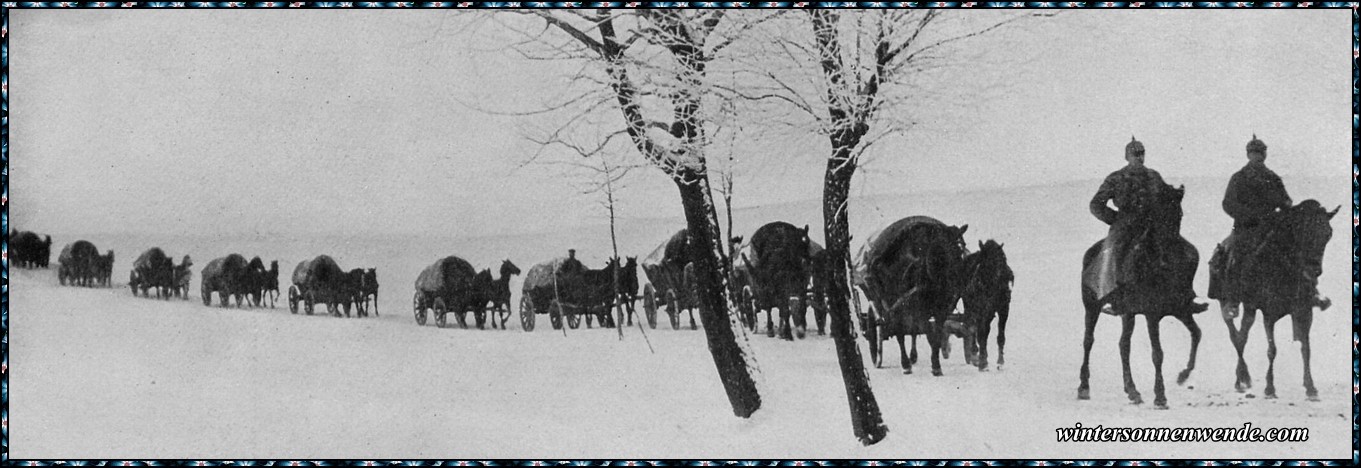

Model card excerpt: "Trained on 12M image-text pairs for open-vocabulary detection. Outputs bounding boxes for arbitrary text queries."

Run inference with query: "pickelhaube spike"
[1246,134,1267,154]
[1125,135,1145,156]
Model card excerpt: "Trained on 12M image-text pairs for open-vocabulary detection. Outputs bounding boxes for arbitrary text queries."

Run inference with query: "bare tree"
[495,9,773,418]
[710,9,1052,445]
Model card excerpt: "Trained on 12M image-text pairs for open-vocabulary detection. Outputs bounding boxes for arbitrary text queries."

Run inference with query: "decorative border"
[0,2,1356,466]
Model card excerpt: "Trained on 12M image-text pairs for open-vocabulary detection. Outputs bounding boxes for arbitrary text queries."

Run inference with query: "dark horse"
[959,239,1014,371]
[59,240,102,287]
[616,257,640,327]
[859,216,970,375]
[487,260,520,329]
[1220,200,1337,401]
[261,260,281,308]
[743,222,812,340]
[246,257,269,307]
[1078,183,1205,409]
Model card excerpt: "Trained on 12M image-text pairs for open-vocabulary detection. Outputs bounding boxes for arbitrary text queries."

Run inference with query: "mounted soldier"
[1083,136,1203,315]
[1208,135,1330,318]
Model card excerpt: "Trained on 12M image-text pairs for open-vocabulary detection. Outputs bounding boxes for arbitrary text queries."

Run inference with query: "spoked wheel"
[866,302,883,368]
[566,309,582,329]
[413,291,427,326]
[304,290,316,315]
[434,298,448,328]
[289,286,300,314]
[549,300,563,330]
[643,284,658,329]
[667,290,681,330]
[520,295,536,332]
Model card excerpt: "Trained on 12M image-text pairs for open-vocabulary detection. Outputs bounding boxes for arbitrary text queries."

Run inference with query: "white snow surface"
[10,175,1352,459]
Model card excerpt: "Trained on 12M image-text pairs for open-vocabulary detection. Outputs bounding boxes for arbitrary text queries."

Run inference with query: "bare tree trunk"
[675,168,761,418]
[823,144,888,445]
[810,9,888,445]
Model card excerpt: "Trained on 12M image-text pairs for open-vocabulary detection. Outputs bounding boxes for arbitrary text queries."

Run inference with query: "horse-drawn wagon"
[289,255,354,317]
[731,222,812,340]
[520,251,629,332]
[412,256,491,328]
[853,216,971,375]
[130,247,177,299]
[640,230,700,330]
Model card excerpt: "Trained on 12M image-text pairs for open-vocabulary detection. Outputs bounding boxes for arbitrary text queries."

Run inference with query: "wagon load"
[412,255,490,329]
[202,253,252,307]
[58,240,101,287]
[289,255,354,317]
[130,247,176,299]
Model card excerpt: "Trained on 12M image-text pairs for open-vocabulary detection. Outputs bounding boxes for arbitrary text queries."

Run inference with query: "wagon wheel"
[288,286,301,314]
[865,301,883,369]
[434,298,448,328]
[413,291,427,326]
[643,284,658,329]
[566,303,582,330]
[304,290,317,315]
[549,299,563,330]
[201,285,211,307]
[520,295,535,332]
[667,290,681,330]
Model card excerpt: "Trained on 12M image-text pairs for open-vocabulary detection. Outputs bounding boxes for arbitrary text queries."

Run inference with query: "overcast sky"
[8,9,1350,240]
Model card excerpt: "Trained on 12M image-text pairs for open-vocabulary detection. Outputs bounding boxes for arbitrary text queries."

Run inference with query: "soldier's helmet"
[1246,134,1267,154]
[1126,136,1145,156]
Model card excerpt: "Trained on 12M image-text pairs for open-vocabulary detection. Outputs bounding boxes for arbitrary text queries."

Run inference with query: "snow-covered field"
[9,175,1351,459]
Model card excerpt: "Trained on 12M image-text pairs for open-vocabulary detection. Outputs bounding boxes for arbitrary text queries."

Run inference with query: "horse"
[743,222,812,340]
[959,239,1014,371]
[94,250,115,287]
[1219,200,1337,401]
[1078,183,1206,409]
[618,257,640,325]
[173,256,194,299]
[858,216,970,376]
[261,260,281,308]
[245,257,268,307]
[807,241,830,336]
[487,260,520,329]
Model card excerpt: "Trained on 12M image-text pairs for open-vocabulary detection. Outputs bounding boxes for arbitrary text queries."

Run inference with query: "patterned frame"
[0,2,1355,465]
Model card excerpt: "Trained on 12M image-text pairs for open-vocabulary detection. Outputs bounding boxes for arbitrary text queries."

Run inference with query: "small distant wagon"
[412,255,490,328]
[289,255,353,317]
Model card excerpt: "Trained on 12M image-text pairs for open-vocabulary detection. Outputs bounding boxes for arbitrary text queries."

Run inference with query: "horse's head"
[500,259,521,278]
[181,255,194,269]
[268,260,279,273]
[1142,183,1186,238]
[365,267,378,285]
[1273,199,1338,280]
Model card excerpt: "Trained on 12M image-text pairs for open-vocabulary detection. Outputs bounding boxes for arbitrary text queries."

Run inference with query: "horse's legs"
[976,315,994,371]
[1295,311,1318,400]
[897,334,911,374]
[997,308,1009,367]
[1078,308,1100,400]
[909,334,920,365]
[1174,313,1201,385]
[765,309,775,337]
[1120,313,1142,404]
[1231,305,1257,391]
[1262,314,1280,399]
[927,319,944,376]
[1147,315,1168,409]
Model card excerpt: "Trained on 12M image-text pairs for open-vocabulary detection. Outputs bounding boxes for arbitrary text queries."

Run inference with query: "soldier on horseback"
[1084,136,1204,315]
[1208,135,1331,318]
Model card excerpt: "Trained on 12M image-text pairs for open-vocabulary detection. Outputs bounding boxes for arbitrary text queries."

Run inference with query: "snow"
[9,174,1351,459]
